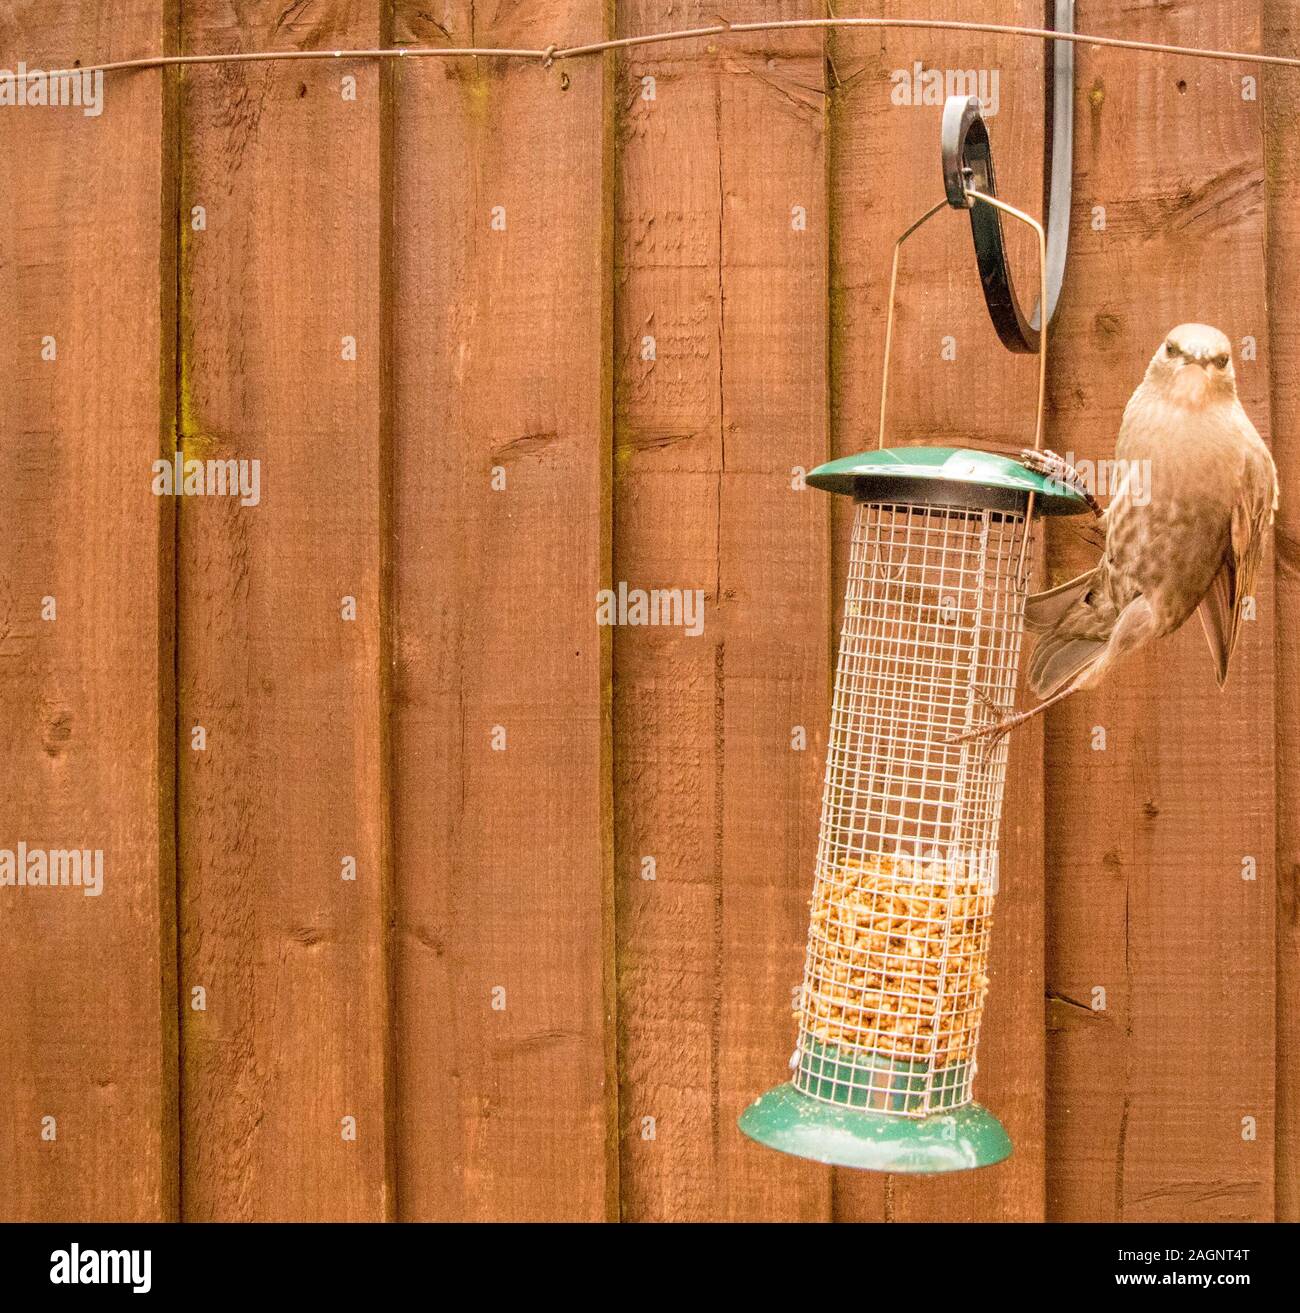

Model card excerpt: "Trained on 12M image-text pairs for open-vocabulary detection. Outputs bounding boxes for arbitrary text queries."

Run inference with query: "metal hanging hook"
[941,0,1075,353]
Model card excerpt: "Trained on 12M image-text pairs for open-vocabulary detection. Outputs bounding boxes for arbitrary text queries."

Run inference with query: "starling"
[960,323,1278,744]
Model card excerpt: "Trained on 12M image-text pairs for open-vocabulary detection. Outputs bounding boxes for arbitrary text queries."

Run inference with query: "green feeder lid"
[806,445,1091,516]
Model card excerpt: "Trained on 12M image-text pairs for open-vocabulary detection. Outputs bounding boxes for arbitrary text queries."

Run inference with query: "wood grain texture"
[0,1,1292,1225]
[0,0,178,1223]
[1044,0,1275,1223]
[828,0,1048,1222]
[388,1,615,1221]
[612,0,832,1222]
[1263,0,1298,1225]
[176,0,390,1220]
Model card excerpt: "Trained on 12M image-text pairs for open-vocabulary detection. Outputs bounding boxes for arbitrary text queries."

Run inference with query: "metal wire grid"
[793,500,1033,1116]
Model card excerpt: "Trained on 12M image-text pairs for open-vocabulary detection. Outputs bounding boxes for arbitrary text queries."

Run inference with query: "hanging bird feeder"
[739,91,1091,1173]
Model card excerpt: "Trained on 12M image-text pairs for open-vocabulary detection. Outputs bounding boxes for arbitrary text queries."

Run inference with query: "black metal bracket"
[940,0,1074,353]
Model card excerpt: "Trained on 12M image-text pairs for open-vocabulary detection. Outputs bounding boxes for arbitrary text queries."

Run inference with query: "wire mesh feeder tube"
[739,448,1088,1173]
[797,497,1027,1117]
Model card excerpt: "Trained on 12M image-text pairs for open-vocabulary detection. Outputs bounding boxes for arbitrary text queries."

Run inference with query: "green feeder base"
[738,1082,1012,1174]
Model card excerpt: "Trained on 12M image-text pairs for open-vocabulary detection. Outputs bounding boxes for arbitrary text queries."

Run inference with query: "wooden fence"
[0,0,1293,1222]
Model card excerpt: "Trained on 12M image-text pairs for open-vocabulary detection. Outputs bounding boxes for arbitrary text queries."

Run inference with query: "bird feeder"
[739,96,1090,1173]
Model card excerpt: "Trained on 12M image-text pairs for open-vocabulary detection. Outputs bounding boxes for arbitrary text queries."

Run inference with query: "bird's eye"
[1165,340,1180,357]
[1212,353,1229,369]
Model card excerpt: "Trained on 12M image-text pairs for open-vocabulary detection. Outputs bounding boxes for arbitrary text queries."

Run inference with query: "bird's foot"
[949,687,1021,759]
[950,706,1032,752]
[1019,447,1103,518]
[970,684,1000,717]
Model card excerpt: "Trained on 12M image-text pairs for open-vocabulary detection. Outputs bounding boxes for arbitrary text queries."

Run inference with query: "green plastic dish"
[806,445,1091,516]
[738,1081,1012,1173]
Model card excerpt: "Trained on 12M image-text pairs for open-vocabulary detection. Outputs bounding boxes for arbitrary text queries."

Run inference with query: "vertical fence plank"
[828,2,1048,1222]
[176,1,390,1220]
[0,1,178,1223]
[1044,2,1275,1222]
[613,2,831,1221]
[1262,0,1296,1224]
[389,4,615,1221]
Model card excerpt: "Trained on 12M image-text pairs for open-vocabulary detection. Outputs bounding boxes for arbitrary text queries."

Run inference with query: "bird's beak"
[1171,359,1210,404]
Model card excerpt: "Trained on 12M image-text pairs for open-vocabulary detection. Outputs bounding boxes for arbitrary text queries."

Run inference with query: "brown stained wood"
[1044,2,1275,1222]
[0,0,178,1223]
[829,0,1048,1221]
[1263,0,1297,1225]
[614,1,831,1221]
[388,2,615,1221]
[177,1,389,1220]
[0,1,1290,1227]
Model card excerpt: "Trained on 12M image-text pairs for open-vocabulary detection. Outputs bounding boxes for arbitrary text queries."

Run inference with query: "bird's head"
[1144,323,1236,408]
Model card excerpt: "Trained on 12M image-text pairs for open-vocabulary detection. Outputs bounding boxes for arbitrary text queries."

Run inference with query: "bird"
[958,323,1278,745]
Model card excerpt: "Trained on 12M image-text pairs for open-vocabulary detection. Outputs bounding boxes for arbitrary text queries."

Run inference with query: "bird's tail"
[1024,568,1095,633]
[1024,566,1109,698]
[1027,633,1106,699]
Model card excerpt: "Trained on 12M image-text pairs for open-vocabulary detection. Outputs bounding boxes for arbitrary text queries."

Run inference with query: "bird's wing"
[1196,562,1235,686]
[1197,437,1277,686]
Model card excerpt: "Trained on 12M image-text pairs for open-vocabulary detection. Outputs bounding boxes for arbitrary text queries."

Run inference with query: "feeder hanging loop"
[940,0,1075,353]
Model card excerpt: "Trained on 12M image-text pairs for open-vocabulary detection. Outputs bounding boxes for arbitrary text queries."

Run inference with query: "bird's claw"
[950,687,1020,760]
[951,716,1017,749]
[970,685,999,716]
[1019,447,1103,518]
